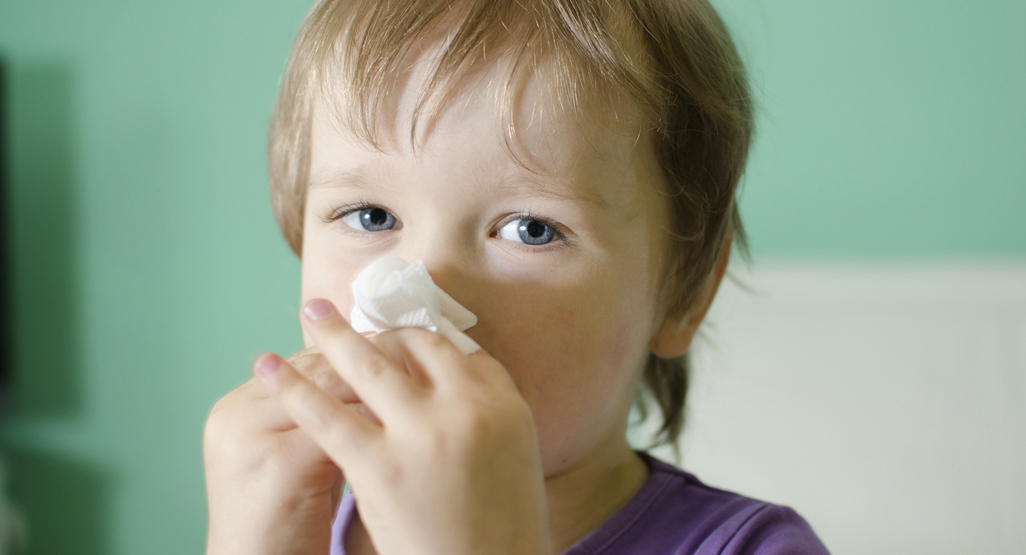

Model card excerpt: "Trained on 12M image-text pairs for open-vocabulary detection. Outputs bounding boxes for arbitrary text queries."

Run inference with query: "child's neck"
[344,441,649,555]
[543,440,649,553]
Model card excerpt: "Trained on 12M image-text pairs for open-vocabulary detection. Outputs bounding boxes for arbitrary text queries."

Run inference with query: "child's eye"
[339,206,398,232]
[497,217,560,246]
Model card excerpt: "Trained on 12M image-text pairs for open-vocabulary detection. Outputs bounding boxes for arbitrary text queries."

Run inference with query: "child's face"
[300,56,672,473]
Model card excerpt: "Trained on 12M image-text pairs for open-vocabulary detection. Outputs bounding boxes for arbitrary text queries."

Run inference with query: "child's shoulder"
[562,451,830,554]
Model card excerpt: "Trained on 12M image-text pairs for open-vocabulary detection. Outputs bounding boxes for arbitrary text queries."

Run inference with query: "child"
[204,0,830,553]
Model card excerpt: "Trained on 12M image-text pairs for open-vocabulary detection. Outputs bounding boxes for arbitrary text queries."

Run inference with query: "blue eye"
[341,207,397,232]
[498,217,556,246]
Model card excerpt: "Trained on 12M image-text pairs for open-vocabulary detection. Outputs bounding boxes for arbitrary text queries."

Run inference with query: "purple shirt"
[330,451,829,554]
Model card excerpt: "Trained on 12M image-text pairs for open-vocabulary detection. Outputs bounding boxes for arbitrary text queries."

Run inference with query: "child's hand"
[203,346,361,555]
[255,298,552,555]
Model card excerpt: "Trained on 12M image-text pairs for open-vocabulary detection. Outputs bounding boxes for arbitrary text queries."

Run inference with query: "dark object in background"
[0,58,8,407]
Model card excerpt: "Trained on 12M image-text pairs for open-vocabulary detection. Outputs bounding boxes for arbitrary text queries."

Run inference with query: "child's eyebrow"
[493,175,612,209]
[309,168,393,192]
[308,167,416,200]
[310,166,612,210]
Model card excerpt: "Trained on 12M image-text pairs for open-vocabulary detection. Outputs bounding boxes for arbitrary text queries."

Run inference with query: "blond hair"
[268,0,754,449]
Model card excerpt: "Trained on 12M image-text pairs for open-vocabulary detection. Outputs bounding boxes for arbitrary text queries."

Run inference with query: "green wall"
[0,1,1023,553]
[720,1,1026,257]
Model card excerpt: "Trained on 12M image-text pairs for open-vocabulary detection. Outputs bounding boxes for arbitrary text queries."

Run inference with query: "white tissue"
[350,256,480,355]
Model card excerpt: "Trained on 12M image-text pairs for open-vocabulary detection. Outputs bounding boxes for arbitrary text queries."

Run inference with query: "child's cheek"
[299,257,361,347]
[468,279,634,414]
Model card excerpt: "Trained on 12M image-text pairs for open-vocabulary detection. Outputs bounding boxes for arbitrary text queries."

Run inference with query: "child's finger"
[370,327,472,388]
[300,299,425,424]
[237,352,368,433]
[229,351,357,434]
[215,376,297,432]
[254,353,380,467]
[288,349,361,403]
[365,330,434,389]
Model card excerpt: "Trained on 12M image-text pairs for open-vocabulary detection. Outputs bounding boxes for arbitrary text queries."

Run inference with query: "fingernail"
[255,353,281,379]
[304,298,334,321]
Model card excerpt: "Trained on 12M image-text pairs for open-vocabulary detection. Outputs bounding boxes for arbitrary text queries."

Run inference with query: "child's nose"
[397,244,474,307]
[419,257,463,297]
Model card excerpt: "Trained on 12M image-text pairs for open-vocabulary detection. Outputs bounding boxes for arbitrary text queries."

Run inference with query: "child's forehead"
[310,75,654,216]
[313,45,653,197]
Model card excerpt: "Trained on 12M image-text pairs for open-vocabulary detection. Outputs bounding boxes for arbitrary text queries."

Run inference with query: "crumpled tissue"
[349,256,480,355]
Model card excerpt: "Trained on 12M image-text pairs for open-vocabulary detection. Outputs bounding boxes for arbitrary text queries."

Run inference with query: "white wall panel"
[638,261,1026,554]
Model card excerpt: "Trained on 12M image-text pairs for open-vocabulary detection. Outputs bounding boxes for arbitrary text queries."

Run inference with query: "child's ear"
[649,229,733,359]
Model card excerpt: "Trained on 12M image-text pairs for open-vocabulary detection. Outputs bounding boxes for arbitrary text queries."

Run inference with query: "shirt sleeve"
[720,504,831,555]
